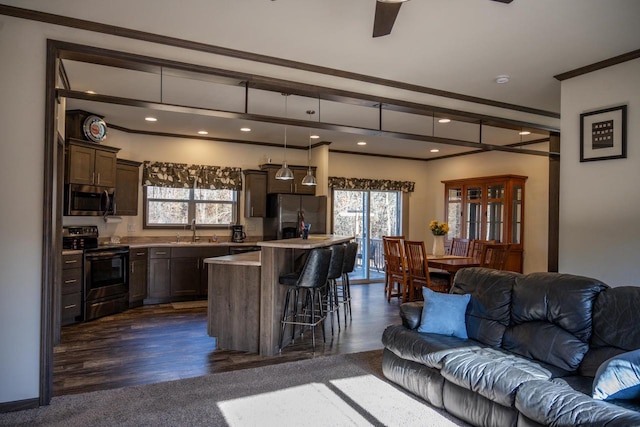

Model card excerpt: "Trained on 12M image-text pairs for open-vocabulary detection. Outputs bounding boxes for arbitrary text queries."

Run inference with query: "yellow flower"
[429,219,449,236]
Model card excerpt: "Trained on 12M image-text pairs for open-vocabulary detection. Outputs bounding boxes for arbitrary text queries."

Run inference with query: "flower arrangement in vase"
[429,220,449,256]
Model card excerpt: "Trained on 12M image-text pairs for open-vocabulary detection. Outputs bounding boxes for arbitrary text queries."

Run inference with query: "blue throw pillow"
[417,287,470,339]
[592,349,640,401]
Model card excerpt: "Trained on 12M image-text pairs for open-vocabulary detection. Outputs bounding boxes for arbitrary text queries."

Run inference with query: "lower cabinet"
[145,246,229,304]
[146,248,171,304]
[129,248,148,307]
[61,253,83,326]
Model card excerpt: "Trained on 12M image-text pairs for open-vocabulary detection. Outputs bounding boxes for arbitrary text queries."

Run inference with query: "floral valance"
[328,176,414,193]
[143,161,242,191]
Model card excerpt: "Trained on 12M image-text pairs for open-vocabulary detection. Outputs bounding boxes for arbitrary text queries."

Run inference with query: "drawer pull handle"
[64,304,77,309]
[156,251,167,255]
[136,252,146,256]
[64,260,78,264]
[64,279,77,284]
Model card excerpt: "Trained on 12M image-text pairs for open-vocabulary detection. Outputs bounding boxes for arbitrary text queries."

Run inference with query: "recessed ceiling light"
[197,131,209,135]
[145,117,157,122]
[357,141,367,146]
[310,134,320,139]
[430,149,440,153]
[495,75,510,84]
[519,131,531,135]
[86,90,96,94]
[438,118,451,124]
[240,127,251,132]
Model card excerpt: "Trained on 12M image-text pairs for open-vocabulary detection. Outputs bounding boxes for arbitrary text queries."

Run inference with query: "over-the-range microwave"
[64,184,115,216]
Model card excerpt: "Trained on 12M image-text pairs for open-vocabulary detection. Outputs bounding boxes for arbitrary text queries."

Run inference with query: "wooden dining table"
[427,255,479,280]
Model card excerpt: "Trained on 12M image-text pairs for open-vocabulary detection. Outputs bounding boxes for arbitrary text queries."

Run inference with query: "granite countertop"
[126,241,260,249]
[62,249,83,255]
[204,251,261,266]
[258,234,354,249]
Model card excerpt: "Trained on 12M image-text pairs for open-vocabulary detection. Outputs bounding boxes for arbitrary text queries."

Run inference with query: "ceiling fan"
[373,0,514,38]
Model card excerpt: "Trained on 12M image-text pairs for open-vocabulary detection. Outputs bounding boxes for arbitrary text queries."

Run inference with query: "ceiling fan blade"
[491,0,514,3]
[373,2,403,38]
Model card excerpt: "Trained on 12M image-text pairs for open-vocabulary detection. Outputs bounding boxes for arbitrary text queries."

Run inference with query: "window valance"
[142,161,242,191]
[328,176,415,193]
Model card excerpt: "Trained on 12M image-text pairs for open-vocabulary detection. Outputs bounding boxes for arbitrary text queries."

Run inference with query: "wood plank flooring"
[53,282,402,396]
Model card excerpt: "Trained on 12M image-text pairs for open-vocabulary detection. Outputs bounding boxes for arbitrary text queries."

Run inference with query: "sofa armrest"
[400,302,424,330]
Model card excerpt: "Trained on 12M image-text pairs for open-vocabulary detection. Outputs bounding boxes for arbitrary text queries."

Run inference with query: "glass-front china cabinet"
[443,175,526,272]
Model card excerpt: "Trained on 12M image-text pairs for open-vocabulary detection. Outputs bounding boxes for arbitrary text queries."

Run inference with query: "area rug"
[0,350,468,427]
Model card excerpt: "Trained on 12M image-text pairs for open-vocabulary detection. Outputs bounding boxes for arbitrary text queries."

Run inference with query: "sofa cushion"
[593,349,640,401]
[581,286,640,376]
[418,288,470,338]
[516,378,640,427]
[440,347,557,407]
[451,267,520,347]
[382,324,484,369]
[503,272,607,371]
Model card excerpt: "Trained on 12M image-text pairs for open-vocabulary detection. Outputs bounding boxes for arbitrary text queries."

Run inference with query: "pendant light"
[275,94,294,180]
[301,109,317,186]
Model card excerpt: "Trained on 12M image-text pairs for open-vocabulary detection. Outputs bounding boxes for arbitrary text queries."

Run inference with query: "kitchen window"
[144,186,237,228]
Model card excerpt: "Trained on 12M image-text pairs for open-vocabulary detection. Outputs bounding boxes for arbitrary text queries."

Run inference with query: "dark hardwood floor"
[54,282,402,396]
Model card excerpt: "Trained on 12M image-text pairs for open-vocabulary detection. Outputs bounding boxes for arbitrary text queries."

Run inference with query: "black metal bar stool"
[338,241,358,322]
[325,244,345,335]
[278,248,331,352]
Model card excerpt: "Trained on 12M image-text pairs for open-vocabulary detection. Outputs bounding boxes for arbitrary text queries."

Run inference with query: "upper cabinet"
[65,139,119,187]
[243,170,267,218]
[260,164,317,195]
[443,175,527,273]
[115,159,141,216]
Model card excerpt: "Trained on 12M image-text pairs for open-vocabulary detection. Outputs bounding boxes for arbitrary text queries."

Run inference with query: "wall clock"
[82,115,108,143]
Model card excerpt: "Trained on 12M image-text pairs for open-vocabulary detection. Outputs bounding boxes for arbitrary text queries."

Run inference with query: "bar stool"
[278,248,331,352]
[338,242,358,322]
[325,244,345,335]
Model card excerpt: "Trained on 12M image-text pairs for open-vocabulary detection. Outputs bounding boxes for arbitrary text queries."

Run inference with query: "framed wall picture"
[580,105,627,162]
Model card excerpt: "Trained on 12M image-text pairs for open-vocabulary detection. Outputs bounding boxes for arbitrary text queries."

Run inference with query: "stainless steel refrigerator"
[263,194,327,240]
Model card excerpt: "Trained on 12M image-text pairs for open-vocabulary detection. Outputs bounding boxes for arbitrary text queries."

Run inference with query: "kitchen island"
[204,235,353,356]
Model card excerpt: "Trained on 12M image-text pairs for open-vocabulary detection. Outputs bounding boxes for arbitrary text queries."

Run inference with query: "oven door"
[84,247,129,302]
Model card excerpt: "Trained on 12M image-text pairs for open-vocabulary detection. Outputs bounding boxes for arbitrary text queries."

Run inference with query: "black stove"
[63,226,130,321]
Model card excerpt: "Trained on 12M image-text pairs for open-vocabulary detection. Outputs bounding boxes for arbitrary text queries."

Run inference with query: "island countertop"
[204,251,260,266]
[257,234,353,249]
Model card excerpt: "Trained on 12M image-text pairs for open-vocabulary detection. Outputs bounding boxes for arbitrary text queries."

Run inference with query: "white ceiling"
[6,0,638,158]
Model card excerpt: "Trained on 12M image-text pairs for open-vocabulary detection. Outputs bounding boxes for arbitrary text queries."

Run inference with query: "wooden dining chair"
[382,236,408,302]
[382,235,404,298]
[405,240,449,298]
[469,239,496,263]
[449,238,471,256]
[479,243,511,270]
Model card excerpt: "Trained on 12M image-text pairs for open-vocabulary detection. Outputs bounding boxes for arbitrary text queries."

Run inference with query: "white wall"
[559,59,640,286]
[423,151,550,274]
[0,17,46,403]
[62,129,314,241]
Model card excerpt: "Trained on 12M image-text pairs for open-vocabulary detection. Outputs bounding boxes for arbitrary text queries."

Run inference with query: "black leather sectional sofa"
[382,267,640,427]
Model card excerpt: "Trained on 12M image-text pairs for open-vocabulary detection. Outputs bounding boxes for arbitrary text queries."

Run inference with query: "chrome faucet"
[191,218,198,242]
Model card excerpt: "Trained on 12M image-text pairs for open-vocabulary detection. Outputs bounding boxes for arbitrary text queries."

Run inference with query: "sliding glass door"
[333,189,401,282]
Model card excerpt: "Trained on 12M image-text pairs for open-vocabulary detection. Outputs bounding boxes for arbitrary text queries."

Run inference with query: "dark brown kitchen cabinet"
[145,246,229,303]
[116,159,141,216]
[243,170,267,218]
[146,248,171,303]
[260,164,317,195]
[170,257,201,298]
[66,138,119,187]
[129,248,148,307]
[61,253,83,326]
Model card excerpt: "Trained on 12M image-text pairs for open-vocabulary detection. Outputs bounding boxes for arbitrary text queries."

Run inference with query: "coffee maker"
[231,225,246,243]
